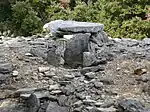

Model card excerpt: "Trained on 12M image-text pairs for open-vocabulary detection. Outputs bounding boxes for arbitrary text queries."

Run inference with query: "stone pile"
[1,21,150,112]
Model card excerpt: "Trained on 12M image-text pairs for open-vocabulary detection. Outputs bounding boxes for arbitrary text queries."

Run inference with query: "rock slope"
[0,21,150,112]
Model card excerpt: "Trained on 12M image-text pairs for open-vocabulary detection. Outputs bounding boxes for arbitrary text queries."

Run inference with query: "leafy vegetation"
[0,0,150,39]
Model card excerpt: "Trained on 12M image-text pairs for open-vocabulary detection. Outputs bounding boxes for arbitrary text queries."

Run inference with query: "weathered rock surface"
[43,20,104,35]
[1,21,150,112]
[64,33,90,68]
[118,99,146,112]
[0,63,13,74]
[83,52,98,67]
[46,102,69,112]
[27,93,40,112]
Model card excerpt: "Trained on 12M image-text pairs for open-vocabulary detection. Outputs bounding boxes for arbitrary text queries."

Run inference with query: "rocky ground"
[0,34,150,112]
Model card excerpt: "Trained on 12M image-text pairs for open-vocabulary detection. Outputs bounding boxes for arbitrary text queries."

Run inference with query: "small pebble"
[12,71,19,77]
[38,67,50,73]
[25,53,33,57]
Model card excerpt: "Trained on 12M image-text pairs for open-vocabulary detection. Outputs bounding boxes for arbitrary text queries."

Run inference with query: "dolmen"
[43,20,109,68]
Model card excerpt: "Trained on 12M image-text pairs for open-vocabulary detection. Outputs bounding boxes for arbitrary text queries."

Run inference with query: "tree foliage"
[11,1,42,36]
[0,0,150,39]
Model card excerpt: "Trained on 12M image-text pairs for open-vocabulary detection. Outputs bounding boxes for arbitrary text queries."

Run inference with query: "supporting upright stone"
[64,33,91,68]
[83,52,97,67]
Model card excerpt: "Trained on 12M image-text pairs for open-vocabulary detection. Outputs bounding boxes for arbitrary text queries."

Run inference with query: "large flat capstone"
[43,20,104,35]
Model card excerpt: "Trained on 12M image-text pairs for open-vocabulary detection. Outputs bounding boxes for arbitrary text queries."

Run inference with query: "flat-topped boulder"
[43,20,104,36]
[57,21,104,33]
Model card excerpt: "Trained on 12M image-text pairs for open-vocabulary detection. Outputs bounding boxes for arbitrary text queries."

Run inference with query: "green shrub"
[46,2,71,21]
[0,0,149,39]
[94,0,150,39]
[11,1,42,36]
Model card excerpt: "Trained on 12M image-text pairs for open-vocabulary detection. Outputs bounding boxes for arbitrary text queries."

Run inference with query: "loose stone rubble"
[0,20,150,112]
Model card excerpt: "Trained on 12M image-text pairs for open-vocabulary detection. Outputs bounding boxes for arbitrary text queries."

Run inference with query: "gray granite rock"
[44,20,104,35]
[99,78,114,85]
[46,102,69,112]
[143,38,150,45]
[38,67,50,73]
[50,90,62,95]
[94,82,103,89]
[47,47,60,66]
[49,106,69,112]
[27,93,40,112]
[12,70,19,77]
[48,95,58,101]
[90,31,108,47]
[30,47,47,59]
[61,84,75,96]
[0,63,13,74]
[143,81,150,96]
[73,106,83,112]
[118,99,146,112]
[96,106,117,112]
[49,84,60,91]
[58,95,68,106]
[20,90,50,99]
[38,101,49,112]
[75,93,86,100]
[80,65,105,74]
[64,33,91,68]
[0,41,3,44]
[46,102,58,112]
[0,73,10,84]
[16,88,37,94]
[83,99,96,105]
[83,52,97,67]
[84,72,96,79]
[0,99,27,112]
[73,100,83,107]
